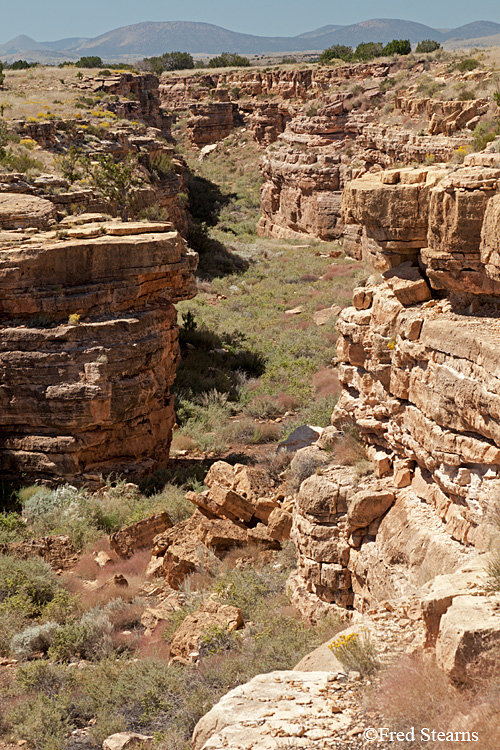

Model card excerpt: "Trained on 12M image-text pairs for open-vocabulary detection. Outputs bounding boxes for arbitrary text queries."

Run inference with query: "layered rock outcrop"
[394,94,489,136]
[258,100,354,240]
[160,62,391,149]
[10,119,189,236]
[291,160,500,624]
[0,213,197,483]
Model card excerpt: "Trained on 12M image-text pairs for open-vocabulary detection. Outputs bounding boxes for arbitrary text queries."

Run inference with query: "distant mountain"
[2,18,500,63]
[63,21,299,56]
[0,34,48,55]
[295,25,344,39]
[308,19,445,47]
[41,37,90,52]
[442,21,500,41]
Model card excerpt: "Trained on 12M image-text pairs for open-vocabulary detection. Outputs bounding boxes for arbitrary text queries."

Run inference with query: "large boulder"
[192,671,351,750]
[169,600,244,663]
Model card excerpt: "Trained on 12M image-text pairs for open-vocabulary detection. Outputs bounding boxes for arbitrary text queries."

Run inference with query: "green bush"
[416,40,441,53]
[0,609,27,655]
[0,61,4,85]
[0,511,26,544]
[8,60,38,70]
[319,45,353,63]
[8,695,69,750]
[48,607,113,662]
[76,56,103,68]
[328,629,379,675]
[11,622,60,660]
[144,51,194,74]
[208,53,251,68]
[472,120,500,152]
[0,555,59,618]
[382,39,411,56]
[354,42,383,60]
[458,58,479,73]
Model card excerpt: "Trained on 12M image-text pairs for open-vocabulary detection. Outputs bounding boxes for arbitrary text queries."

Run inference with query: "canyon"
[1,54,500,750]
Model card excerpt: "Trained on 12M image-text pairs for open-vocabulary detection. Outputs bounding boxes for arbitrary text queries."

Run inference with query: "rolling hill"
[1,18,500,63]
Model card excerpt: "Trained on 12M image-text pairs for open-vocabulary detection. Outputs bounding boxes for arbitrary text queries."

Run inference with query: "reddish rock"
[0,221,197,483]
[109,512,173,559]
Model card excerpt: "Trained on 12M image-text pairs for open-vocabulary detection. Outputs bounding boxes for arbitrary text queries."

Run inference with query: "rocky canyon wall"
[290,158,500,628]
[0,199,197,483]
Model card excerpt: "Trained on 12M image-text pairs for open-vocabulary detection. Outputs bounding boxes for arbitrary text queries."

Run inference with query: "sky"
[3,0,500,42]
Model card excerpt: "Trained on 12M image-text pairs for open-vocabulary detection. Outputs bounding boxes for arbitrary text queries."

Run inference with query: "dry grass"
[366,652,500,749]
[0,67,110,123]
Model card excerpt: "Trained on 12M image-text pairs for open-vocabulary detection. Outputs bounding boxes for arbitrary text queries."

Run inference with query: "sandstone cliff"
[290,160,500,628]
[0,205,197,483]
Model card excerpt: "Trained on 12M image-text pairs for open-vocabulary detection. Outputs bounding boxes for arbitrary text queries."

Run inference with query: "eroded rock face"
[258,101,353,241]
[0,535,77,570]
[192,671,351,750]
[0,216,197,483]
[185,461,290,544]
[169,600,243,663]
[394,95,489,136]
[291,161,500,622]
[342,167,448,268]
[0,193,57,230]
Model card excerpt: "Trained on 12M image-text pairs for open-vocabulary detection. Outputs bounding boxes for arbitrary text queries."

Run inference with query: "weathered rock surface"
[185,461,290,544]
[0,193,56,230]
[192,671,352,750]
[394,95,489,136]
[291,161,500,636]
[0,219,197,482]
[109,512,173,559]
[0,534,77,570]
[342,167,447,268]
[169,600,243,663]
[102,733,153,750]
[186,101,237,146]
[258,101,352,241]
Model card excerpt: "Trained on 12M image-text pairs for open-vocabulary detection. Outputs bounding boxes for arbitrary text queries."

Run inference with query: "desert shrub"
[80,153,143,221]
[379,77,394,94]
[487,548,500,591]
[0,609,27,655]
[16,660,73,697]
[207,53,250,68]
[0,511,26,543]
[458,58,479,73]
[7,692,69,750]
[198,623,237,657]
[76,56,103,68]
[0,555,59,618]
[214,563,290,619]
[148,152,174,179]
[48,607,113,662]
[472,120,500,152]
[367,654,467,738]
[41,589,80,624]
[0,149,43,173]
[382,39,411,56]
[416,40,441,53]
[11,622,60,660]
[144,51,194,73]
[328,629,379,675]
[287,448,330,489]
[138,205,170,222]
[0,61,4,85]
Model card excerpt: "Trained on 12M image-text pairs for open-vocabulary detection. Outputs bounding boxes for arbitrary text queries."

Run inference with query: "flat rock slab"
[0,193,56,230]
[278,425,323,453]
[192,671,352,750]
